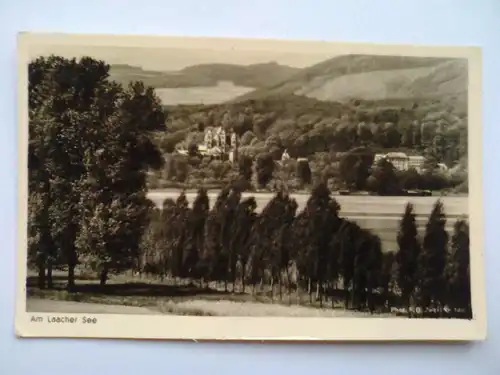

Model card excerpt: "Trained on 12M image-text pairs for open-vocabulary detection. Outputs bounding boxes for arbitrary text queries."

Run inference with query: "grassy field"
[26,271,395,318]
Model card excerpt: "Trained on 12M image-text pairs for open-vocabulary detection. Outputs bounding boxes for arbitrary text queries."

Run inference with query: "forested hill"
[109,62,300,89]
[233,54,468,111]
[160,93,467,168]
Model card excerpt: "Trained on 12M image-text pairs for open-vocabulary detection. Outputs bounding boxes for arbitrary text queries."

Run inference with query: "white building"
[408,155,426,172]
[373,152,426,172]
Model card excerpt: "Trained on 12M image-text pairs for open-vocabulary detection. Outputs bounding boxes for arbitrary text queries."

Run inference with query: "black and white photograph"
[16,33,486,341]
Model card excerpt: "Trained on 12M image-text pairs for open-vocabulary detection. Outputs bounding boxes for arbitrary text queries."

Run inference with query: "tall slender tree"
[379,251,396,311]
[230,197,258,293]
[294,183,341,306]
[249,189,289,297]
[201,188,230,286]
[396,203,421,317]
[183,188,210,282]
[418,200,449,314]
[338,219,361,309]
[446,219,471,318]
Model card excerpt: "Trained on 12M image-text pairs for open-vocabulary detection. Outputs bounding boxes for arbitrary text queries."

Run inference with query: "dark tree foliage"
[293,183,342,306]
[335,220,361,308]
[367,158,400,195]
[238,154,253,182]
[254,152,275,188]
[396,203,421,316]
[28,55,165,289]
[339,147,374,190]
[353,230,383,312]
[169,193,190,281]
[266,191,298,299]
[183,188,210,279]
[296,159,312,186]
[446,220,471,318]
[188,142,200,157]
[419,200,449,314]
[398,168,421,190]
[220,189,242,291]
[230,197,258,292]
[200,188,231,283]
[249,189,289,292]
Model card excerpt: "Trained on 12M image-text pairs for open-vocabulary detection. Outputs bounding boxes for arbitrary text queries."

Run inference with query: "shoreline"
[148,188,469,198]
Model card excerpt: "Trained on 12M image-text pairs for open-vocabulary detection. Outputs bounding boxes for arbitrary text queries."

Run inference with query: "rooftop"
[386,152,408,159]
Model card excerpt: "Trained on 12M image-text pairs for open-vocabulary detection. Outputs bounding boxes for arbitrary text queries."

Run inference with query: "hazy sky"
[27,44,336,71]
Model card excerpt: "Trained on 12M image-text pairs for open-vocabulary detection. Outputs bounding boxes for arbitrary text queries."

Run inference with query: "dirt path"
[26,298,162,315]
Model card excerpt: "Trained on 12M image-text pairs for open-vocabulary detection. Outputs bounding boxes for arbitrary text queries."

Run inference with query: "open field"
[26,272,394,317]
[26,297,393,318]
[147,190,469,251]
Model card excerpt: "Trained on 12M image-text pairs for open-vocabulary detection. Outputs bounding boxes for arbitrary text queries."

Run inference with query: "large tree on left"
[28,55,165,289]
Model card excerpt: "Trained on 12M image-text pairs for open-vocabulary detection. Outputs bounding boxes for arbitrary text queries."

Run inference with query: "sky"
[27,44,336,71]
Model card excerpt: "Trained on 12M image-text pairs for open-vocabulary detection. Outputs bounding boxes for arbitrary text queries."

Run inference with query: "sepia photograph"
[15,33,486,341]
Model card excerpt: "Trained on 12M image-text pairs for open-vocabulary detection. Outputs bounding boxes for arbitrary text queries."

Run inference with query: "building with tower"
[195,126,239,163]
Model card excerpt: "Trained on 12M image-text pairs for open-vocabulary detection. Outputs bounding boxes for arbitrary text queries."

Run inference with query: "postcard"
[15,32,486,341]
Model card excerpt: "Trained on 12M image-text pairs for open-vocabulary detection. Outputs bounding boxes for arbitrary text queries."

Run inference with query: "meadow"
[27,270,396,317]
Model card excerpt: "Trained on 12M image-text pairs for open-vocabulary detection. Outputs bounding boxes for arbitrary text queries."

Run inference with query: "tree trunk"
[286,269,292,305]
[99,267,108,286]
[270,277,274,301]
[308,278,312,304]
[46,258,53,289]
[387,287,392,311]
[37,262,46,289]
[350,280,356,310]
[278,276,282,301]
[317,282,323,308]
[331,286,335,309]
[67,263,76,292]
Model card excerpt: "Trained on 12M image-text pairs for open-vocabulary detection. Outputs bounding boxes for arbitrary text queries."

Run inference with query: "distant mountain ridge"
[233,54,468,109]
[109,62,300,89]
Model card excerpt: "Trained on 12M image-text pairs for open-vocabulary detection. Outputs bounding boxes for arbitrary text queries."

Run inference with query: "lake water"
[155,81,254,105]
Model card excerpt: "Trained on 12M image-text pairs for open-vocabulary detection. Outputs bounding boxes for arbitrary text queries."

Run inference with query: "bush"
[296,159,312,186]
[255,152,275,188]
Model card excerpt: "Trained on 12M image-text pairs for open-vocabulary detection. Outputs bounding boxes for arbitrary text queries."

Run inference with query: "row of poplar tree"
[139,185,471,318]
